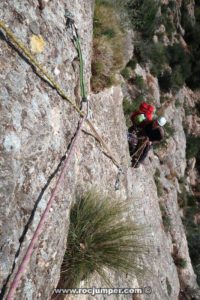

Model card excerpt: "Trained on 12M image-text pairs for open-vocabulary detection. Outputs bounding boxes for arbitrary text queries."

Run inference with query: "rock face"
[0,1,94,299]
[0,1,199,300]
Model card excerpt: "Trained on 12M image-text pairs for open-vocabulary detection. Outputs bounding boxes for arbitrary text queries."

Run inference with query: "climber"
[130,102,155,128]
[129,116,167,167]
[127,102,156,156]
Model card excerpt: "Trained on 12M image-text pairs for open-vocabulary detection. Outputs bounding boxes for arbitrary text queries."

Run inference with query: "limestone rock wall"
[0,0,94,299]
[0,1,199,300]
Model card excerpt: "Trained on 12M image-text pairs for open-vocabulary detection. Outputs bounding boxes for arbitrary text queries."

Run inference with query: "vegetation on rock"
[183,206,200,285]
[91,0,124,92]
[59,190,146,288]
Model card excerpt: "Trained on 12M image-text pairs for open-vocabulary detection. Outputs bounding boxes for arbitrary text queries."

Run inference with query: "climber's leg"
[138,144,151,164]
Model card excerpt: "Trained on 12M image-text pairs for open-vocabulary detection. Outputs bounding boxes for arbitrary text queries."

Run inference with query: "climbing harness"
[5,116,86,300]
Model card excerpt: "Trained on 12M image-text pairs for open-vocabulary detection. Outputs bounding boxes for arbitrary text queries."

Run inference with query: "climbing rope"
[0,20,121,170]
[0,20,83,116]
[5,116,86,300]
[131,138,149,168]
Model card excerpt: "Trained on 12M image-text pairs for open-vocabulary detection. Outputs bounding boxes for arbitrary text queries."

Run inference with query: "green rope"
[75,36,87,100]
[65,11,87,102]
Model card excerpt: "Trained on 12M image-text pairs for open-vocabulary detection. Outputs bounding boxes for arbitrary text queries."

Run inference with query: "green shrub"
[167,44,191,73]
[153,139,168,151]
[127,58,137,70]
[158,54,191,92]
[148,43,167,75]
[121,67,132,80]
[186,135,200,159]
[123,1,193,93]
[171,66,185,90]
[168,0,176,10]
[125,0,159,38]
[187,194,197,207]
[165,123,175,138]
[134,41,167,77]
[177,178,198,209]
[134,75,145,90]
[195,102,200,117]
[92,61,104,75]
[174,258,187,269]
[158,70,173,92]
[149,42,166,64]
[161,4,168,15]
[136,40,165,67]
[183,206,200,285]
[181,2,200,89]
[59,190,146,288]
[181,2,194,33]
[123,97,136,116]
[105,74,118,87]
[101,27,116,38]
[178,176,185,184]
[175,99,181,108]
[164,17,175,37]
[177,188,194,209]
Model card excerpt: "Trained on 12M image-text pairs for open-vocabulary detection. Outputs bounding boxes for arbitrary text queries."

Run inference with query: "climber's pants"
[138,144,152,164]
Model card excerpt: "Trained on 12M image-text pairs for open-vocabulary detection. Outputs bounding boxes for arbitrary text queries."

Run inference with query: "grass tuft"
[59,190,146,288]
[91,1,124,93]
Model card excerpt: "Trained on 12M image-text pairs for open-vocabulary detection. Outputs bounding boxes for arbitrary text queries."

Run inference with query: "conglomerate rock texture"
[0,0,199,299]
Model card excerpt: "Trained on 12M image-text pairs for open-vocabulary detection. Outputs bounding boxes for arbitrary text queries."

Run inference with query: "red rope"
[6,117,85,300]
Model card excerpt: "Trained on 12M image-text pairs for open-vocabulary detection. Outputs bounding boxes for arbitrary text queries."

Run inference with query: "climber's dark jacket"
[141,121,164,143]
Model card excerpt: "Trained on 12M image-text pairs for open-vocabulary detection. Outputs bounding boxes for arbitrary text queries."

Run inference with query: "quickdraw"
[65,10,87,103]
